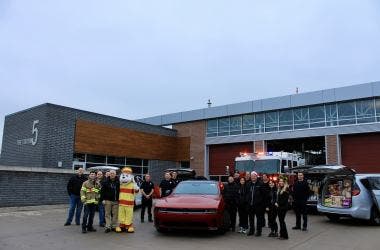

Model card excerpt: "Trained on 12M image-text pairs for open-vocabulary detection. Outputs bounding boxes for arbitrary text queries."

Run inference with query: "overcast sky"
[1,0,380,152]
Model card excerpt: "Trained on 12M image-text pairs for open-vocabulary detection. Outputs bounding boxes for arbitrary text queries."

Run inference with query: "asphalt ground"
[0,205,379,250]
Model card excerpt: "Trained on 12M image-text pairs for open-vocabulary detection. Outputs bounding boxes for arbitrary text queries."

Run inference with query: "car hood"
[156,194,221,208]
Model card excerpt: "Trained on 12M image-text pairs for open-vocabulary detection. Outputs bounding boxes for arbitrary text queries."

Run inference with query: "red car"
[154,180,229,233]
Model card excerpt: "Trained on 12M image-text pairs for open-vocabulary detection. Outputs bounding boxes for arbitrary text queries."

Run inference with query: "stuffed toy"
[115,167,140,233]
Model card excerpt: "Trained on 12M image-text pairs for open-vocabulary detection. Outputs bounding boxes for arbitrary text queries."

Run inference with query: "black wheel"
[370,206,380,226]
[156,226,168,233]
[326,214,340,222]
[218,210,230,234]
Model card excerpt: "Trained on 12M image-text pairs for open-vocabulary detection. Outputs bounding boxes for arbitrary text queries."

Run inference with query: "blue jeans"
[98,202,105,225]
[82,204,96,229]
[66,194,83,225]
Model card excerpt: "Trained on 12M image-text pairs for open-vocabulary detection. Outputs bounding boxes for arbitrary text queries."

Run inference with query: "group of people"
[64,168,157,233]
[222,171,310,240]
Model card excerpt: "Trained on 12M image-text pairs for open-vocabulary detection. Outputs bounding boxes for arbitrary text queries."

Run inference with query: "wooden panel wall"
[74,120,190,162]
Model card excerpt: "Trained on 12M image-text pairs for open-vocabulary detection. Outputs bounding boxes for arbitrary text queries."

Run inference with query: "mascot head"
[120,167,134,184]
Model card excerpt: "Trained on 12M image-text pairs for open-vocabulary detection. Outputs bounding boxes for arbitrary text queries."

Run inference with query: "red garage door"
[341,133,380,173]
[209,142,253,175]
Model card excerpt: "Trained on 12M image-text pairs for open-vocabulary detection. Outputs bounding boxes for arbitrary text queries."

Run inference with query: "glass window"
[356,99,375,124]
[265,111,278,132]
[254,113,265,133]
[126,158,142,166]
[107,156,125,165]
[326,104,338,126]
[294,108,309,129]
[376,98,380,122]
[338,101,356,125]
[73,153,86,162]
[132,166,143,175]
[86,154,106,163]
[206,119,218,137]
[218,117,230,136]
[173,182,219,195]
[143,159,149,166]
[279,110,293,131]
[242,114,254,134]
[309,105,325,128]
[230,116,242,135]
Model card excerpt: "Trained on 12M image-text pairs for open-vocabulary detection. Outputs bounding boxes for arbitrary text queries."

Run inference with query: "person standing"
[223,176,239,232]
[100,170,120,233]
[96,171,106,227]
[140,174,155,223]
[159,172,174,197]
[81,171,101,233]
[276,178,290,240]
[261,173,270,227]
[267,180,278,237]
[233,171,240,184]
[246,171,267,236]
[237,177,249,234]
[171,171,180,188]
[65,168,86,226]
[292,172,310,231]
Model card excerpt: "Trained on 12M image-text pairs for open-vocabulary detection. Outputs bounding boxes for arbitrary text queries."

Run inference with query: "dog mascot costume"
[115,167,140,233]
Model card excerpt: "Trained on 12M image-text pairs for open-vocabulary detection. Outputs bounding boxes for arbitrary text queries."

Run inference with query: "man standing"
[65,168,86,226]
[140,174,155,223]
[160,172,174,197]
[223,176,239,232]
[100,170,120,233]
[81,171,101,233]
[96,171,106,227]
[261,173,271,227]
[246,171,267,236]
[292,172,310,231]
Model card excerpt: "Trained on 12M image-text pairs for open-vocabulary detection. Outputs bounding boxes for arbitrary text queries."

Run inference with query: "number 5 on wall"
[32,120,39,146]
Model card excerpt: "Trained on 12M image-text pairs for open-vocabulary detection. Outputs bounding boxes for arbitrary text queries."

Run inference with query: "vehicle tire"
[370,206,380,226]
[218,210,230,235]
[156,227,168,233]
[326,214,340,222]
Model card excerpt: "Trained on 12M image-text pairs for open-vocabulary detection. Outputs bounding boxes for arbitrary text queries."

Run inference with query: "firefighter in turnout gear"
[80,171,101,233]
[115,167,140,233]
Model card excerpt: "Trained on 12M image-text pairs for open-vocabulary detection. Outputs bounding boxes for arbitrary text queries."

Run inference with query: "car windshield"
[173,182,219,195]
[253,159,280,174]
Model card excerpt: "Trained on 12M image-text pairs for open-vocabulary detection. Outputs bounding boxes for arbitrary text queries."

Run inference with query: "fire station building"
[1,81,380,206]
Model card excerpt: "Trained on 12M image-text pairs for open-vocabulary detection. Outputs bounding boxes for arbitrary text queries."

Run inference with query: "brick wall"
[325,135,339,164]
[173,121,206,176]
[0,170,73,207]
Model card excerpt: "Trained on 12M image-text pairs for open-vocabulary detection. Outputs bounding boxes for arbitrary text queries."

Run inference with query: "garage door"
[209,142,253,175]
[341,133,380,173]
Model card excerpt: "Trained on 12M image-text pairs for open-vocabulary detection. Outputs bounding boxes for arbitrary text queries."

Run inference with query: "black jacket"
[67,174,86,196]
[237,183,248,207]
[223,182,239,206]
[246,180,268,209]
[100,177,120,202]
[268,187,278,208]
[292,180,310,201]
[277,189,290,210]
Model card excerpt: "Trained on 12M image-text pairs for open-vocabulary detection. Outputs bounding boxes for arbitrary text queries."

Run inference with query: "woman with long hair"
[276,178,289,240]
[237,177,248,233]
[267,180,278,237]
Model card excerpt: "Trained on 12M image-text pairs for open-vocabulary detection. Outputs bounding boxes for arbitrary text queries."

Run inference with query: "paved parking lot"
[0,205,379,250]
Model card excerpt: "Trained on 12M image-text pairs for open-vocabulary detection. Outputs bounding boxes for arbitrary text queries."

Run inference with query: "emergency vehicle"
[234,152,305,182]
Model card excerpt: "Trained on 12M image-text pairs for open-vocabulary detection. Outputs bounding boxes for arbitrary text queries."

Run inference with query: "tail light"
[352,183,361,196]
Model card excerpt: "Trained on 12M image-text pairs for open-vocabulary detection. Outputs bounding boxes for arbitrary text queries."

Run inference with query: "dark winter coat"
[246,180,268,209]
[100,177,120,202]
[277,188,290,210]
[292,180,310,201]
[67,174,87,196]
[223,182,239,206]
